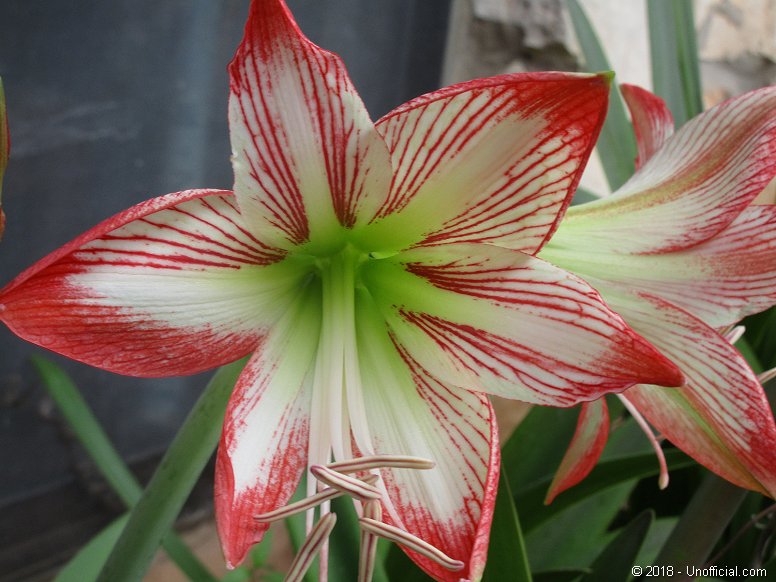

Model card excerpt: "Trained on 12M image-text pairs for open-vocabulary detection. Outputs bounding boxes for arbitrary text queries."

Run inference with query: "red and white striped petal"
[545,399,609,503]
[560,86,776,253]
[352,290,498,582]
[352,73,609,253]
[360,243,683,407]
[0,189,306,377]
[215,289,321,568]
[604,291,776,498]
[620,84,674,170]
[229,0,392,253]
[543,204,776,329]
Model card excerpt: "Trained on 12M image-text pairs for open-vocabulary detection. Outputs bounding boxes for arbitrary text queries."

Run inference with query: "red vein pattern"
[566,86,776,253]
[621,84,674,169]
[354,303,498,582]
[370,73,609,253]
[0,190,301,377]
[362,244,683,407]
[229,0,391,249]
[216,297,319,567]
[546,399,609,503]
[609,292,776,498]
[581,204,776,329]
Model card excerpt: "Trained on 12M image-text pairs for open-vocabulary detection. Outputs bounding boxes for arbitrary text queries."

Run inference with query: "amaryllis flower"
[0,2,683,579]
[539,84,776,501]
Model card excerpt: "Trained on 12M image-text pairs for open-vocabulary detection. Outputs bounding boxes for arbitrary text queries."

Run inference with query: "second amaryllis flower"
[0,1,682,580]
[540,83,776,502]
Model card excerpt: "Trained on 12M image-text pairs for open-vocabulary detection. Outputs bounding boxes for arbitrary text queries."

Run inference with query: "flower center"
[308,245,372,473]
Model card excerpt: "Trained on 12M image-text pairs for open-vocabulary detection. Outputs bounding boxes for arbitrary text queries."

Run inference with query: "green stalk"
[566,0,637,191]
[96,359,246,582]
[652,476,747,581]
[647,0,703,126]
[32,357,216,581]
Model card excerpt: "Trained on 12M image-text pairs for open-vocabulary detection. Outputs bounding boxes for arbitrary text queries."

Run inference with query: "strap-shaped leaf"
[33,357,216,582]
[96,359,246,582]
[566,0,636,190]
[580,510,653,582]
[481,469,533,582]
[647,0,703,126]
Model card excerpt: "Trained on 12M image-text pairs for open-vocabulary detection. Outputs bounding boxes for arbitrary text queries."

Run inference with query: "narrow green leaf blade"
[654,475,747,570]
[647,0,703,126]
[482,468,532,582]
[96,359,246,582]
[33,357,217,582]
[32,357,142,505]
[54,515,129,582]
[580,510,654,582]
[517,449,695,533]
[566,0,636,190]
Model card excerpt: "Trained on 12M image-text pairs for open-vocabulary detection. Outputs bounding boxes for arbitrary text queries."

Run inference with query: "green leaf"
[743,308,776,370]
[54,515,129,582]
[502,405,579,494]
[96,359,246,582]
[384,544,434,582]
[533,570,588,582]
[580,510,653,582]
[647,0,703,126]
[32,357,216,582]
[517,449,695,534]
[653,474,747,569]
[566,0,637,191]
[525,483,634,571]
[482,467,532,582]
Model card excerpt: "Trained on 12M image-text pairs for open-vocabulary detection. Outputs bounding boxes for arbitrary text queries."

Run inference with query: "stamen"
[328,454,436,473]
[310,465,382,501]
[285,513,337,582]
[358,517,465,572]
[255,475,380,523]
[618,394,669,489]
[759,367,776,385]
[358,501,382,582]
[722,325,746,345]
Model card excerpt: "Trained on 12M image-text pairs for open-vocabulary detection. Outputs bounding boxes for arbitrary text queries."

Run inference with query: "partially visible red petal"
[216,289,320,567]
[229,0,391,252]
[561,86,776,253]
[620,84,673,169]
[352,290,498,582]
[0,190,305,377]
[361,243,683,408]
[545,399,609,503]
[354,73,609,253]
[606,291,776,498]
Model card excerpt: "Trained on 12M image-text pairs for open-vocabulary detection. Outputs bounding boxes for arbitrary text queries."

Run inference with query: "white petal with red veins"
[360,243,683,407]
[352,289,498,582]
[229,0,392,253]
[215,285,321,568]
[546,399,609,503]
[620,84,674,169]
[0,190,307,377]
[602,291,776,498]
[542,204,776,329]
[558,86,776,253]
[352,73,609,253]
